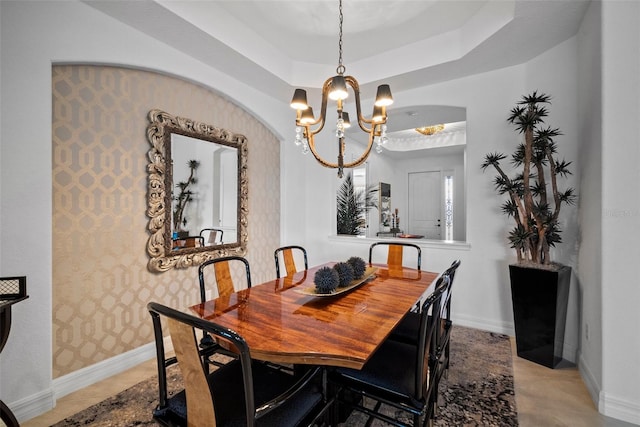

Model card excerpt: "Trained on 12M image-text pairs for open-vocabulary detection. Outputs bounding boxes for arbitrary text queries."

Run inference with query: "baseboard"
[9,388,55,423]
[578,352,601,407]
[12,342,156,422]
[578,352,640,425]
[600,390,640,425]
[52,341,157,400]
[13,337,172,422]
[453,314,514,336]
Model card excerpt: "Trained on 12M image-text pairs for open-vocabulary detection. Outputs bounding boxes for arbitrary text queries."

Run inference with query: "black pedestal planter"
[509,264,571,368]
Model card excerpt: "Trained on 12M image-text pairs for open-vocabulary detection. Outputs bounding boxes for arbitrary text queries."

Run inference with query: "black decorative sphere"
[347,256,367,279]
[314,266,339,294]
[334,262,355,287]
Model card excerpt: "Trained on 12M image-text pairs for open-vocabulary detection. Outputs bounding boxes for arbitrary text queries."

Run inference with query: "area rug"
[52,326,517,426]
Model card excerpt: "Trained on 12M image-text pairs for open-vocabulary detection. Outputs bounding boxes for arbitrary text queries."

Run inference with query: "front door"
[408,171,441,239]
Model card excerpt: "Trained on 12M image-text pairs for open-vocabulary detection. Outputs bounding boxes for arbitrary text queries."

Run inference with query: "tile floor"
[19,337,636,427]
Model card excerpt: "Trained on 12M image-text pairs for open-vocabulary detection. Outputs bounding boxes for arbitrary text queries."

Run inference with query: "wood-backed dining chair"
[199,256,252,300]
[197,256,252,365]
[329,276,449,427]
[200,228,224,245]
[148,301,328,427]
[171,235,204,249]
[274,245,308,278]
[368,241,422,270]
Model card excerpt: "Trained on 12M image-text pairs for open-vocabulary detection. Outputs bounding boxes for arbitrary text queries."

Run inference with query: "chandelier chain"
[336,0,345,75]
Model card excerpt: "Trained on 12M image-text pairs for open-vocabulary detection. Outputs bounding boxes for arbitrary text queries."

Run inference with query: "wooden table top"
[189,263,438,369]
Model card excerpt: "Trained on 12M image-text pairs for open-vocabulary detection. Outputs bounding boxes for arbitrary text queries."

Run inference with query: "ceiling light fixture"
[415,124,445,136]
[290,0,393,178]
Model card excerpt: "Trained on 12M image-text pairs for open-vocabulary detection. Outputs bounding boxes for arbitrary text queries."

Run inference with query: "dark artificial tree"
[172,159,200,231]
[482,91,576,266]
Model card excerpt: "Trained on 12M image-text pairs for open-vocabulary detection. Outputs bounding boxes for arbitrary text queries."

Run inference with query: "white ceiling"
[86,0,589,100]
[85,0,589,149]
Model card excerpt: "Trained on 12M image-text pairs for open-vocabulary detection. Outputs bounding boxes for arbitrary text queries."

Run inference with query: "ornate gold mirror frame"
[146,109,248,272]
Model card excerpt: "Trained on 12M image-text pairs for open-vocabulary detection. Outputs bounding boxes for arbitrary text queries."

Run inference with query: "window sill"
[327,235,471,250]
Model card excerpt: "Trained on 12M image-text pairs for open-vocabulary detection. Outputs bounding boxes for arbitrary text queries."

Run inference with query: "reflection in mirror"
[146,110,248,272]
[342,105,466,242]
[171,134,238,246]
[336,164,378,236]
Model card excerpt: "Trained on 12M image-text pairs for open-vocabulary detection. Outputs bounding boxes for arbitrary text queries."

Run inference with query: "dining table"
[189,262,439,369]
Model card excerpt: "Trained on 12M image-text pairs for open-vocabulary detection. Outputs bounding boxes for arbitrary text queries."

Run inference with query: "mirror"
[146,109,248,272]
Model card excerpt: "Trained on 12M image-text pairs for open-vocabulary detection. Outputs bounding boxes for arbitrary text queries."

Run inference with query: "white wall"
[0,1,291,420]
[576,0,604,411]
[600,1,640,423]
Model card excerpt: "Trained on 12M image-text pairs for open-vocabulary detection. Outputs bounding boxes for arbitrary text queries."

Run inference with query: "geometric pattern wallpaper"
[52,65,280,378]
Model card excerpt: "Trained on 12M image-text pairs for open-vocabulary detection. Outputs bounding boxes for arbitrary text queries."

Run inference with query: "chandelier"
[415,124,445,136]
[290,0,393,178]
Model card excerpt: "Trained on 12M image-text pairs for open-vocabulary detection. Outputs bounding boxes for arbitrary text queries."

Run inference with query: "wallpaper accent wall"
[52,65,280,378]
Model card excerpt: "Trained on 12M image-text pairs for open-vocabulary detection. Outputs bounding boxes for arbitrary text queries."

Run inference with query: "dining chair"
[200,227,224,245]
[437,260,461,373]
[148,301,329,427]
[198,256,252,364]
[172,235,205,249]
[329,276,449,427]
[199,256,252,300]
[368,241,422,270]
[388,260,461,346]
[274,245,308,278]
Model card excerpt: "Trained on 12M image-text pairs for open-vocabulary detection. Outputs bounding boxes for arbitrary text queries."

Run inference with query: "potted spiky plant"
[482,91,576,368]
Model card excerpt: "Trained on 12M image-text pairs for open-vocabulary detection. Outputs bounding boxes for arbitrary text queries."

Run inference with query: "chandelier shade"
[290,89,309,110]
[290,0,393,178]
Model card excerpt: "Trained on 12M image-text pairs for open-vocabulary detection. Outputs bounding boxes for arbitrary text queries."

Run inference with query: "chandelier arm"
[343,129,376,168]
[306,132,340,169]
[306,124,378,171]
[344,76,375,133]
[299,76,335,136]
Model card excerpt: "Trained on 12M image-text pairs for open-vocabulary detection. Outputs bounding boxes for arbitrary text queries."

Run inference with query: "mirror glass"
[146,110,248,272]
[171,134,238,247]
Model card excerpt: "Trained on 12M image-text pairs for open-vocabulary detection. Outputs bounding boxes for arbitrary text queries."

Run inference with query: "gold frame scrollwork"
[146,109,248,272]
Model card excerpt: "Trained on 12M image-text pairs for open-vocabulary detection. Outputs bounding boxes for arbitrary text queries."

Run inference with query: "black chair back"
[200,228,224,245]
[274,245,308,278]
[415,275,449,400]
[198,256,251,303]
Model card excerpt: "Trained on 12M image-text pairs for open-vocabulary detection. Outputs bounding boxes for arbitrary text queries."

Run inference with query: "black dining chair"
[329,276,449,427]
[197,256,253,366]
[368,241,422,270]
[439,259,461,371]
[198,256,252,300]
[200,228,224,245]
[389,260,461,345]
[148,301,329,427]
[274,245,308,278]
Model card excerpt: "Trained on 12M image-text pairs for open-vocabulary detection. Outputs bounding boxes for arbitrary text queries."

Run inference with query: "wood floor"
[19,337,635,427]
